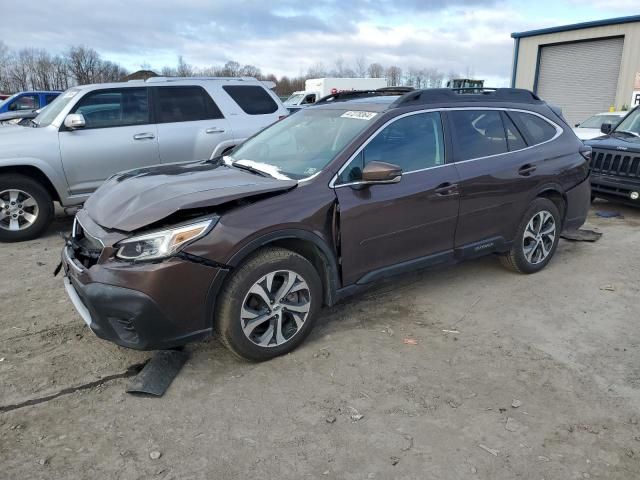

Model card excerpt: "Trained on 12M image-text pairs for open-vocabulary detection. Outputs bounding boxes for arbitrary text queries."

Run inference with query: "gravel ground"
[1,201,639,480]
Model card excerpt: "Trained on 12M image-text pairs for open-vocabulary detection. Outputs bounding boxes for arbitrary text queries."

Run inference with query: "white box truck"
[284,78,388,107]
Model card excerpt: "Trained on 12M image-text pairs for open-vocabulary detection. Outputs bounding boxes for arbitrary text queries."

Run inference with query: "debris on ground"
[348,407,364,422]
[512,399,522,408]
[442,329,460,334]
[505,417,519,432]
[561,229,603,242]
[401,434,414,451]
[149,451,162,460]
[538,455,550,462]
[403,338,418,345]
[313,349,330,358]
[478,444,499,456]
[126,350,188,397]
[38,457,49,466]
[599,285,615,292]
[596,211,623,218]
[390,456,400,466]
[325,415,336,424]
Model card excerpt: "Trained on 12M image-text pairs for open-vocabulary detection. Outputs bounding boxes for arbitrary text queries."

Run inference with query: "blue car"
[0,91,61,113]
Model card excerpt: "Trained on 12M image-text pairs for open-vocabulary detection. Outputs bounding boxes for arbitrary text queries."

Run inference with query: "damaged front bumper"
[61,214,225,350]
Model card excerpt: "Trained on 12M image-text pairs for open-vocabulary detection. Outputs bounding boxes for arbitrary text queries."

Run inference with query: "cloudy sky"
[2,0,639,85]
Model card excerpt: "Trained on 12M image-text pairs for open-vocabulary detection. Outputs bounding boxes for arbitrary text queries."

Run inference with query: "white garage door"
[536,37,624,126]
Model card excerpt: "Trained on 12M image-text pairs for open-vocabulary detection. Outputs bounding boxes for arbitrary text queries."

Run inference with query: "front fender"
[0,157,69,203]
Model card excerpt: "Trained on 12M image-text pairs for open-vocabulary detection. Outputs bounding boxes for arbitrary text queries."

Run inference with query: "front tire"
[0,174,54,242]
[500,198,561,274]
[215,247,322,361]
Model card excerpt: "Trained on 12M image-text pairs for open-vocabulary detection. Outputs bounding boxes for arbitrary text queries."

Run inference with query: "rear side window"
[509,111,557,145]
[154,86,223,123]
[501,112,527,151]
[449,110,508,161]
[223,85,278,115]
[73,88,149,128]
[337,112,444,184]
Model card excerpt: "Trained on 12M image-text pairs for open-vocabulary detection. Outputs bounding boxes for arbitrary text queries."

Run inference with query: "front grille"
[591,149,640,179]
[70,217,103,268]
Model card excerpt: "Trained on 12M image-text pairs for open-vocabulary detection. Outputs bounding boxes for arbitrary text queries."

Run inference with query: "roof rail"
[144,76,258,83]
[315,86,415,104]
[392,88,542,107]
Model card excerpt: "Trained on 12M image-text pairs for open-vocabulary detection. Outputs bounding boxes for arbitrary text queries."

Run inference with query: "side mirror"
[64,113,86,130]
[361,161,402,185]
[574,123,580,127]
[600,122,612,134]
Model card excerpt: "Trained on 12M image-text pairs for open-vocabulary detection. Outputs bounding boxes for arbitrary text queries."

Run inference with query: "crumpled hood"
[84,161,297,232]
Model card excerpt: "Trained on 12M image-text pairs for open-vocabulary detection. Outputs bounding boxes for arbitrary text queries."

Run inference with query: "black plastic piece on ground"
[560,229,603,242]
[126,349,189,397]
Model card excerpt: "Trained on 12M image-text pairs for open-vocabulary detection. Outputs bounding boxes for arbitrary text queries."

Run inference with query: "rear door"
[334,111,460,285]
[59,87,159,195]
[153,85,233,163]
[449,108,558,250]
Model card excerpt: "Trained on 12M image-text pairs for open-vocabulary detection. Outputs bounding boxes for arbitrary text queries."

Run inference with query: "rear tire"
[0,174,53,242]
[215,247,322,361]
[500,198,561,274]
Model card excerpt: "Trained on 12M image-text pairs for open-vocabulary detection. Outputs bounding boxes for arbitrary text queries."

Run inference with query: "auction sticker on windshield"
[341,111,378,120]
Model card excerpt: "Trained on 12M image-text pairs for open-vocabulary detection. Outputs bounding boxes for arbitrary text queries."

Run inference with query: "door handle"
[206,128,225,134]
[133,132,155,140]
[518,164,537,176]
[434,182,459,197]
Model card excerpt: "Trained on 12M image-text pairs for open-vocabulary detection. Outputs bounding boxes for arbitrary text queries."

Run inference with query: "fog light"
[631,191,640,201]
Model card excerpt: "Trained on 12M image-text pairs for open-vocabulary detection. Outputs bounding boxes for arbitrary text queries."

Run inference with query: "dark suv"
[60,88,591,361]
[585,105,640,205]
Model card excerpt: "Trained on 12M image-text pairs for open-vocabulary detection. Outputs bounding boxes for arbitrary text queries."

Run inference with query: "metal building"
[511,15,640,125]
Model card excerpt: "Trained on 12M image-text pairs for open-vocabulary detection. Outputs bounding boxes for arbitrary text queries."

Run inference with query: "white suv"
[0,77,288,241]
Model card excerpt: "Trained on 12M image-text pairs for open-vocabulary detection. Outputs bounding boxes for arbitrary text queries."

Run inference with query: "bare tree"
[367,62,384,78]
[354,55,367,77]
[222,61,241,77]
[306,62,326,79]
[66,46,104,84]
[385,65,402,86]
[240,64,261,78]
[176,56,193,77]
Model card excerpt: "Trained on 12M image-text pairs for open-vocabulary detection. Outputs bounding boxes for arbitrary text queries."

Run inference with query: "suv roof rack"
[315,86,415,105]
[391,88,542,107]
[144,76,259,83]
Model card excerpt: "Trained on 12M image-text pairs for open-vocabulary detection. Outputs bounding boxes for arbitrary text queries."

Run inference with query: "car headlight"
[115,217,217,261]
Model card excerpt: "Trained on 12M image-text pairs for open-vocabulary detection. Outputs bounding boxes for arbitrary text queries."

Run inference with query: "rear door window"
[223,85,278,115]
[509,111,557,145]
[154,86,223,123]
[73,88,149,129]
[449,110,508,161]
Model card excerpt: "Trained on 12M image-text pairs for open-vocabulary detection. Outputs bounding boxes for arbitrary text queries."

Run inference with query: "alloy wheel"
[240,270,311,347]
[522,210,556,265]
[0,189,39,231]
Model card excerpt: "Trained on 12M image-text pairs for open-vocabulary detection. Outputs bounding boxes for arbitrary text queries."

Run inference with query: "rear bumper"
[563,177,591,231]
[62,246,219,350]
[591,173,640,206]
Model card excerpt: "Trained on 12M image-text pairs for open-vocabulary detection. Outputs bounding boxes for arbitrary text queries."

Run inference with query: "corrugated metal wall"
[514,22,640,114]
[536,37,624,125]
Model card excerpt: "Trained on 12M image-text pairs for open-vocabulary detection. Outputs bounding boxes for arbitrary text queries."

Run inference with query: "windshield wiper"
[231,162,272,178]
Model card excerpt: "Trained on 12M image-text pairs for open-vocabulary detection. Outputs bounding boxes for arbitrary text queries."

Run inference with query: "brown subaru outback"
[61,88,591,361]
